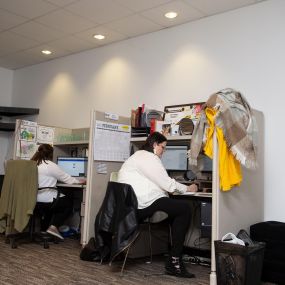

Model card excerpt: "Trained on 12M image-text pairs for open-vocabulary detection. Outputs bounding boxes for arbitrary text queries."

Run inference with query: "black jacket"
[94,181,139,262]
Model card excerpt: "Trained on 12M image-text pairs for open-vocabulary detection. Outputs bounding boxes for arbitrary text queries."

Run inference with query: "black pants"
[36,196,73,230]
[137,197,191,257]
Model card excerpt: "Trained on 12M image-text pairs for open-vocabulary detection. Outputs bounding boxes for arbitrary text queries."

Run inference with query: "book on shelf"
[131,104,164,129]
[149,119,164,134]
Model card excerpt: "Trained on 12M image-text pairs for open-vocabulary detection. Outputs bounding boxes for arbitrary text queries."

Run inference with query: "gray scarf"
[189,88,258,169]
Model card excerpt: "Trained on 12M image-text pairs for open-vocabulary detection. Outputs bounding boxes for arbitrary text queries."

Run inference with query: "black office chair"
[95,181,171,276]
[0,160,57,249]
[27,193,62,249]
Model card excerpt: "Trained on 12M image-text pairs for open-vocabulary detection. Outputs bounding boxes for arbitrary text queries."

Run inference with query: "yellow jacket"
[204,108,242,191]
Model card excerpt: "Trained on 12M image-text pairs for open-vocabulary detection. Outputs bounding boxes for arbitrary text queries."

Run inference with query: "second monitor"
[161,145,188,171]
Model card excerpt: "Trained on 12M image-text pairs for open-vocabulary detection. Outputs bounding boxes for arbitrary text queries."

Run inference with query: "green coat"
[0,160,38,234]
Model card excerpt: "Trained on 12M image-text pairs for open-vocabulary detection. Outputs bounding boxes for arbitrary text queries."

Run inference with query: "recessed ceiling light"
[41,50,52,55]
[93,34,105,40]
[164,11,178,19]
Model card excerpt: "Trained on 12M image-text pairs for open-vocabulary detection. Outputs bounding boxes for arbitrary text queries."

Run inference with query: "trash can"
[214,240,265,285]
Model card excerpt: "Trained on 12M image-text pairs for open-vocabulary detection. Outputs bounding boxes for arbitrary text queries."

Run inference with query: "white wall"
[11,0,285,221]
[0,67,14,174]
[0,67,13,105]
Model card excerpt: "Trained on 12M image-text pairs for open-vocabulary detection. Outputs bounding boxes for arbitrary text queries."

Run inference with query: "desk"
[180,192,212,198]
[173,192,212,202]
[176,179,212,192]
[56,183,86,189]
[172,191,212,255]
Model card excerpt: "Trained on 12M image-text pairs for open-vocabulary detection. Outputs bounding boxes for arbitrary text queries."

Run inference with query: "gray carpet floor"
[0,235,277,285]
[0,235,211,285]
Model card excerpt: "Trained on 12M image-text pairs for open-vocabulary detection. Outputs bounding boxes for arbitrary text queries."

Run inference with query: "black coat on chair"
[94,181,139,262]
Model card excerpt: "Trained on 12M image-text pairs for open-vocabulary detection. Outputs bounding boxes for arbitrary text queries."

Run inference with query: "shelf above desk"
[130,134,191,142]
[53,140,89,146]
[0,122,16,131]
[0,106,39,117]
[0,106,39,131]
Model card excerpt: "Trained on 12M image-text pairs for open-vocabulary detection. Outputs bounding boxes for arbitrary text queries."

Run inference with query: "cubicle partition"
[129,110,264,285]
[82,110,130,245]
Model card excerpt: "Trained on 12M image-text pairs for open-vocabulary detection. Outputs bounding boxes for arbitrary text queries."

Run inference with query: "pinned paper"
[96,163,107,174]
[105,112,119,121]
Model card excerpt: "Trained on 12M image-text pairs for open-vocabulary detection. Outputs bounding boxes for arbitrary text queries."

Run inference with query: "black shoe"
[165,256,195,278]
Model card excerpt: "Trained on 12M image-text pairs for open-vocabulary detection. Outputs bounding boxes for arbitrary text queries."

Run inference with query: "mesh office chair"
[0,160,55,249]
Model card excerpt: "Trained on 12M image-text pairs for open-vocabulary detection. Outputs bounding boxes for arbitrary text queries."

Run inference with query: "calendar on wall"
[93,120,131,162]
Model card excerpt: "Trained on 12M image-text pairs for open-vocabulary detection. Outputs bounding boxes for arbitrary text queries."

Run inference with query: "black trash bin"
[214,240,265,285]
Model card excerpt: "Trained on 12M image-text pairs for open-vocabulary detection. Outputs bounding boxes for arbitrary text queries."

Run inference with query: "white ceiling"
[0,0,265,70]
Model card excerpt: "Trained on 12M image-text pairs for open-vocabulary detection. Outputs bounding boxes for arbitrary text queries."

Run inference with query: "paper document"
[181,192,195,195]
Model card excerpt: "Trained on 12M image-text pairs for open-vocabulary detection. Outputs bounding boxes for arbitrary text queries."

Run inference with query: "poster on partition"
[16,120,55,159]
[37,125,54,144]
[20,120,37,142]
[93,120,131,162]
[17,141,38,159]
[16,120,37,159]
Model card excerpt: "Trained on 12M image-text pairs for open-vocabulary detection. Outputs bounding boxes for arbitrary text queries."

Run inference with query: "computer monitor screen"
[161,145,188,171]
[198,154,212,172]
[188,153,213,177]
[57,157,88,177]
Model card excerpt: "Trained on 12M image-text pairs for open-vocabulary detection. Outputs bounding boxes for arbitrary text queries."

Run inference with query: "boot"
[165,256,195,278]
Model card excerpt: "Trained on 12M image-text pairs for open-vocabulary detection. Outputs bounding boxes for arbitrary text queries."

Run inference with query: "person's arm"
[48,162,81,184]
[136,153,188,194]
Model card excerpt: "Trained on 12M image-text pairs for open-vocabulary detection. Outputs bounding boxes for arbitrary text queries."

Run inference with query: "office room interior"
[0,0,284,283]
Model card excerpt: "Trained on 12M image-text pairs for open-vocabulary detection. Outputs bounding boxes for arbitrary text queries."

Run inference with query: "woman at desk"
[118,132,198,278]
[31,144,84,240]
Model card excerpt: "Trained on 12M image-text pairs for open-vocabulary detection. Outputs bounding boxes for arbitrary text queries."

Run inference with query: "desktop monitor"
[198,154,212,172]
[161,145,188,171]
[57,157,88,177]
[188,154,212,173]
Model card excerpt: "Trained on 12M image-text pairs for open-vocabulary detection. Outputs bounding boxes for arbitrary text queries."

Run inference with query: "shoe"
[165,256,195,278]
[47,225,64,240]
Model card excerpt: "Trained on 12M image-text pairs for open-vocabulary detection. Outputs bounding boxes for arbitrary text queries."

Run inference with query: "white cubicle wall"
[216,110,264,238]
[79,109,263,285]
[82,110,130,245]
[210,110,264,285]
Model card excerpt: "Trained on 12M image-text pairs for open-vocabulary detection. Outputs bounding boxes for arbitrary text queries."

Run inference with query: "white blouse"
[118,150,187,209]
[37,160,79,203]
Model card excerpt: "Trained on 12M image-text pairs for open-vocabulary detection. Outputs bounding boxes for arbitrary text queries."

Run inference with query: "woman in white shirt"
[31,144,83,240]
[118,132,198,278]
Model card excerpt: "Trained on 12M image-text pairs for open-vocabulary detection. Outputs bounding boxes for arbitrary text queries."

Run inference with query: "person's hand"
[186,184,198,193]
[77,178,86,185]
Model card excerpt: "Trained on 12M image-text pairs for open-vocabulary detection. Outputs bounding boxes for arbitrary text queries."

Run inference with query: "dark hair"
[31,144,54,165]
[141,132,167,153]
